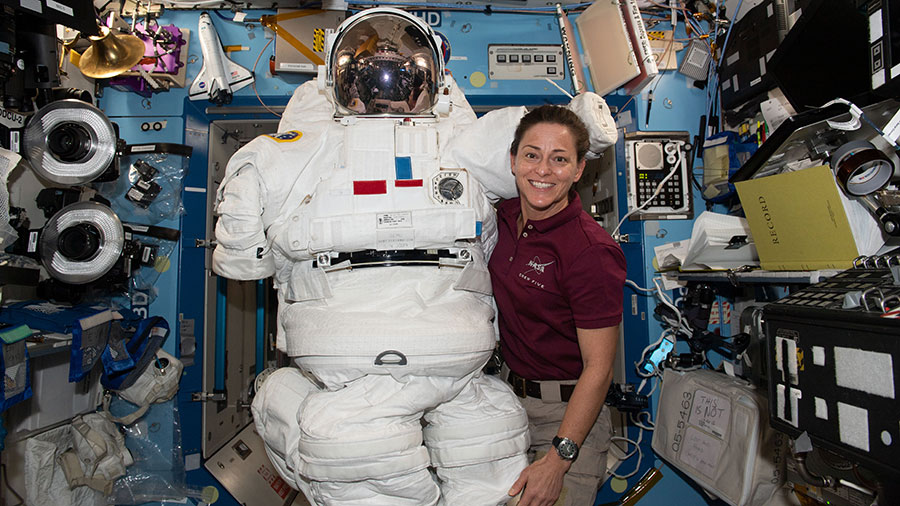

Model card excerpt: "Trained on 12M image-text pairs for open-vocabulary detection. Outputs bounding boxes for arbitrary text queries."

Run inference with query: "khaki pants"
[519,396,612,506]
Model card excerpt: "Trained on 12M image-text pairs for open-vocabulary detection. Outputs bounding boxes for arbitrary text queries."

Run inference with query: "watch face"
[554,436,579,460]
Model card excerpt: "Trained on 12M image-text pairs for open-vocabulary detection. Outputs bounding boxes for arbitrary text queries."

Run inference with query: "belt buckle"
[509,374,528,398]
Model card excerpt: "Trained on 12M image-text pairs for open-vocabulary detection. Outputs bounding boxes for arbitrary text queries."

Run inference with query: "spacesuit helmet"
[326,8,444,116]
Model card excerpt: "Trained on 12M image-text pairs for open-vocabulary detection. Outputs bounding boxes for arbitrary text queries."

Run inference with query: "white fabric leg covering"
[423,373,530,505]
[295,374,449,482]
[308,469,441,506]
[435,455,530,506]
[251,367,319,491]
[257,370,454,505]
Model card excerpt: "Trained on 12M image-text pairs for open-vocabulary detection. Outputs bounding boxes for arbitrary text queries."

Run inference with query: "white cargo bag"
[651,368,787,506]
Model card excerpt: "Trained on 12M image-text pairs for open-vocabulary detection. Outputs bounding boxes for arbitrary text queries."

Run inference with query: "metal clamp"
[195,239,218,249]
[860,286,885,312]
[191,391,226,402]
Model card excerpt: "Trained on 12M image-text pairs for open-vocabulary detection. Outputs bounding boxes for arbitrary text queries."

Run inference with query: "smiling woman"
[489,104,627,506]
[511,121,586,225]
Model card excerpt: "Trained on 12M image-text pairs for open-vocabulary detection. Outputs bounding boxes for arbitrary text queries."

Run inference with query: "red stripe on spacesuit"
[394,179,423,187]
[353,180,387,194]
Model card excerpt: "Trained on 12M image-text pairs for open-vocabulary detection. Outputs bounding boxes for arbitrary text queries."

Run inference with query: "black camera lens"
[47,123,92,163]
[57,223,101,261]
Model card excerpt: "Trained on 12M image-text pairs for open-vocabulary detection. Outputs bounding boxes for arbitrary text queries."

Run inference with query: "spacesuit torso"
[264,116,497,380]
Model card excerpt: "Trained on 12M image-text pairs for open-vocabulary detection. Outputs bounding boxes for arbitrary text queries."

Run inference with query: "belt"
[506,368,575,403]
[312,249,469,270]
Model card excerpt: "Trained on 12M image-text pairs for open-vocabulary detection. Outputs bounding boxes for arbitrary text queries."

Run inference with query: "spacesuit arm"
[212,163,275,280]
[444,106,528,203]
[278,80,335,133]
[567,92,618,159]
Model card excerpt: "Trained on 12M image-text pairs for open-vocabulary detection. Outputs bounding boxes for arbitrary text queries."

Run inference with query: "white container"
[651,368,788,506]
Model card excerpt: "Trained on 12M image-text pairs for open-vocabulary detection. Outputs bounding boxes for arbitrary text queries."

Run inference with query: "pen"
[645,90,653,128]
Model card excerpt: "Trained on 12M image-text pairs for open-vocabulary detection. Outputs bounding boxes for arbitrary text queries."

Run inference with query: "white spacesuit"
[212,8,617,505]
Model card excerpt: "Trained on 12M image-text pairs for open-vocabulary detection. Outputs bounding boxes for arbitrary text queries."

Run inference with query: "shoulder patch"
[264,130,303,142]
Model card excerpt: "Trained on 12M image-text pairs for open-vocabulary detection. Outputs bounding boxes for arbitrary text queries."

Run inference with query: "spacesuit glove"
[567,92,618,159]
[508,451,571,506]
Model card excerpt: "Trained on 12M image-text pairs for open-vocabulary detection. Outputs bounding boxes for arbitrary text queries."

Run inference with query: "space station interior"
[0,0,898,505]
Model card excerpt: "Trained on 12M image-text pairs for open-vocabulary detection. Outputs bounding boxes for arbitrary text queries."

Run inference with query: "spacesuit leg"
[253,368,445,505]
[295,373,475,505]
[423,372,530,506]
[251,367,318,500]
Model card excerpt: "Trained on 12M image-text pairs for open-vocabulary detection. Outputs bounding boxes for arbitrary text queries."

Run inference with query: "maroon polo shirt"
[488,193,626,380]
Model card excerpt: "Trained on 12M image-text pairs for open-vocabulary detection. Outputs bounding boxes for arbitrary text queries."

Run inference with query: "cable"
[544,78,574,100]
[612,151,683,239]
[614,94,638,123]
[251,37,282,118]
[610,429,645,479]
[626,279,657,294]
[630,410,656,431]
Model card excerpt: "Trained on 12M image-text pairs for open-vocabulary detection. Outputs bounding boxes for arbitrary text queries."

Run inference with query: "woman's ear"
[509,152,516,175]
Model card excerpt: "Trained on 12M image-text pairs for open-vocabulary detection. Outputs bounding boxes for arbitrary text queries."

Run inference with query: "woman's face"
[510,122,585,222]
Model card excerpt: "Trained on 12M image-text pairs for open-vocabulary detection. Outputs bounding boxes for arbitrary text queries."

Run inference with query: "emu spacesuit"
[212,8,617,505]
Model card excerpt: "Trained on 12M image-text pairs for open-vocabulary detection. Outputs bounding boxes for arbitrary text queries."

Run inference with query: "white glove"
[567,92,618,159]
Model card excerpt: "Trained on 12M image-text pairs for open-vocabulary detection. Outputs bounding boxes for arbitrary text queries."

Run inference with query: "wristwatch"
[552,436,579,462]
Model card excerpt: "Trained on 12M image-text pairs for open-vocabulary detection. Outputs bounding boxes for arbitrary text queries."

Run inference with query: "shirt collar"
[499,192,583,234]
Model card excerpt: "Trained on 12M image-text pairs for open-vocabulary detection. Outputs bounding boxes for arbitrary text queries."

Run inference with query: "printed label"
[375,228,415,250]
[376,212,412,229]
[0,107,25,128]
[46,0,73,15]
[27,231,38,252]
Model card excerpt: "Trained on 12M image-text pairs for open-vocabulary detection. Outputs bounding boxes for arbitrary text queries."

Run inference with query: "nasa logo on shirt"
[524,257,554,275]
[518,256,554,290]
[264,130,303,143]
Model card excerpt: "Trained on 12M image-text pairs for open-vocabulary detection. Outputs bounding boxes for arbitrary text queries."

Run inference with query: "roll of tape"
[831,140,894,196]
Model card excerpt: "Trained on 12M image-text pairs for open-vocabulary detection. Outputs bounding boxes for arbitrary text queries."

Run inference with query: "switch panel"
[488,44,565,80]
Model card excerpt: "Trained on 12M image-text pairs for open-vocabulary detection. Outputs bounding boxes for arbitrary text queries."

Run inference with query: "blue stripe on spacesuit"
[395,157,413,180]
[476,221,482,236]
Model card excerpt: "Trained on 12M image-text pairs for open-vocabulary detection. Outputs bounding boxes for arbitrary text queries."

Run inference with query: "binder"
[734,165,865,271]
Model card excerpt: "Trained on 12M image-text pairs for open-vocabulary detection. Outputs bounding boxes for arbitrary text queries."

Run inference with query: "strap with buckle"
[507,369,574,402]
[313,248,468,270]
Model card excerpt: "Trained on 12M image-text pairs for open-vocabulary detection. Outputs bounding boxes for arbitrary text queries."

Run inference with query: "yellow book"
[735,165,859,271]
